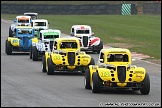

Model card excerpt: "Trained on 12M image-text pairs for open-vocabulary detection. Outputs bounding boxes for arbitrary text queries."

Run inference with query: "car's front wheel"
[92,72,101,93]
[140,73,150,95]
[6,40,12,55]
[32,46,38,61]
[84,69,91,89]
[42,55,47,72]
[47,58,54,75]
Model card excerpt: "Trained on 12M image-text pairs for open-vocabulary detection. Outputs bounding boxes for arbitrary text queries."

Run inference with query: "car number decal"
[12,39,18,43]
[101,71,110,77]
[54,56,60,60]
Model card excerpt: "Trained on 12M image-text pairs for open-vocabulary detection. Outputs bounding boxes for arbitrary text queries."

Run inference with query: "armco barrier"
[1,3,160,15]
[1,4,137,15]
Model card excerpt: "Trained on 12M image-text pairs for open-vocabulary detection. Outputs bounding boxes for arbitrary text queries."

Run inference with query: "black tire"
[92,72,101,93]
[84,69,91,89]
[132,88,140,90]
[89,57,95,65]
[5,39,8,54]
[6,40,12,55]
[29,45,32,59]
[32,46,38,61]
[9,26,13,37]
[140,73,150,95]
[96,40,103,54]
[47,57,54,75]
[42,55,47,72]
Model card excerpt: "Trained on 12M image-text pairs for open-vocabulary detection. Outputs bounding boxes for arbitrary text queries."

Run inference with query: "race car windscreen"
[34,22,46,26]
[18,19,29,23]
[44,35,59,39]
[107,54,129,62]
[18,28,33,34]
[76,30,90,34]
[60,42,78,49]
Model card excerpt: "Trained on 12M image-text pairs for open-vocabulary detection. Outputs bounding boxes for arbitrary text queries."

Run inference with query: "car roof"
[72,25,91,28]
[32,19,48,22]
[101,48,131,54]
[24,12,38,15]
[15,26,33,29]
[16,16,31,18]
[55,37,78,41]
[40,29,61,34]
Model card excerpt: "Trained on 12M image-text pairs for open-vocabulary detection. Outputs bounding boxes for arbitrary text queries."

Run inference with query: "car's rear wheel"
[42,55,47,72]
[92,72,101,93]
[47,58,54,75]
[6,40,12,55]
[32,46,38,61]
[89,57,95,65]
[140,73,150,95]
[96,40,103,54]
[84,69,91,89]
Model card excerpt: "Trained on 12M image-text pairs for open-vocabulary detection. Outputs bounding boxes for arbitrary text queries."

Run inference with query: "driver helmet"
[115,54,123,61]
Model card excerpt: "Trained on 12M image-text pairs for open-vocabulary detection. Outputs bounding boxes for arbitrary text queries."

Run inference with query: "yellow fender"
[132,67,146,82]
[8,37,20,46]
[79,55,91,65]
[32,38,38,43]
[45,52,51,70]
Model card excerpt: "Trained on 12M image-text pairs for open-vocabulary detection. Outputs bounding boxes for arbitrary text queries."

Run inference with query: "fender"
[8,37,20,46]
[89,37,100,46]
[131,67,146,82]
[35,42,44,52]
[51,53,63,65]
[79,54,91,65]
[32,38,38,43]
[89,65,98,86]
[45,52,51,70]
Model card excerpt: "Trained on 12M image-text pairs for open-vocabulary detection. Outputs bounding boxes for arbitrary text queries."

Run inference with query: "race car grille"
[50,41,54,51]
[83,36,88,47]
[68,52,75,66]
[22,36,29,49]
[117,66,126,83]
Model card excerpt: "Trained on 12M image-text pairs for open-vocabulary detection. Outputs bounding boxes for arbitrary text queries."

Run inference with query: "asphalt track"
[1,20,161,107]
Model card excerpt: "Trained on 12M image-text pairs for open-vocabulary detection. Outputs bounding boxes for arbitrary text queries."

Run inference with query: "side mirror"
[14,20,16,23]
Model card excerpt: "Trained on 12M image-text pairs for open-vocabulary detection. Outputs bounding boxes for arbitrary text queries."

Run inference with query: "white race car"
[9,15,32,37]
[31,19,49,35]
[30,29,61,61]
[70,25,103,54]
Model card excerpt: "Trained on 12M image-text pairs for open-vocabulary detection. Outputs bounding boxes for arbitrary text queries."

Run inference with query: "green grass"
[1,14,161,59]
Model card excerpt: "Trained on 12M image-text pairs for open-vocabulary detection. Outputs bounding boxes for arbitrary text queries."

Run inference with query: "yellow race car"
[42,37,95,75]
[84,48,150,95]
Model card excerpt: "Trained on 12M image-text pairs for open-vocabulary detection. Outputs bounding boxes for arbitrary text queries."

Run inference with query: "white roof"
[24,12,38,15]
[32,19,48,22]
[40,29,61,33]
[72,25,91,28]
[16,15,31,18]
